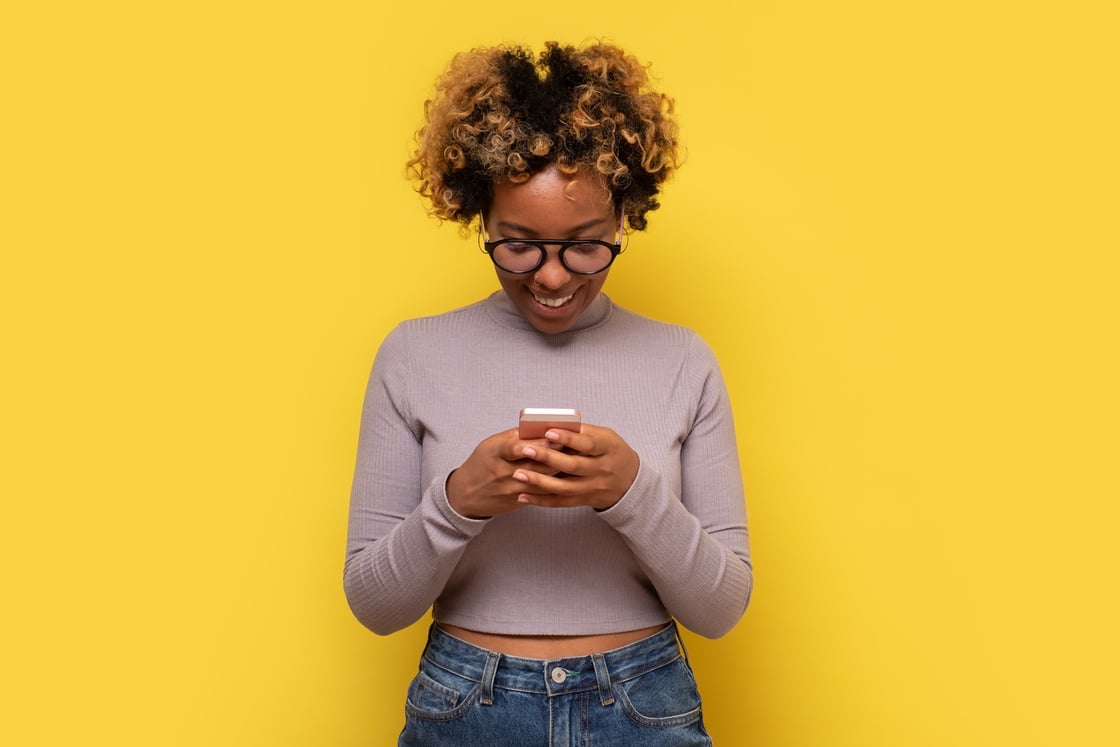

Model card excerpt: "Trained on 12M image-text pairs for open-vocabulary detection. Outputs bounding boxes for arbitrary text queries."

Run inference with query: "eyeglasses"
[479,212,624,275]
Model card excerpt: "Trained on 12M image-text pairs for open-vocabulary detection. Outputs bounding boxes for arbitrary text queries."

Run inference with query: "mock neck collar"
[484,290,613,335]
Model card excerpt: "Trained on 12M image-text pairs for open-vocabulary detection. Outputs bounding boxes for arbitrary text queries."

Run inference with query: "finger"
[517,493,590,508]
[508,437,554,461]
[541,440,598,472]
[545,426,607,457]
[516,446,585,479]
[511,458,560,476]
[512,468,584,496]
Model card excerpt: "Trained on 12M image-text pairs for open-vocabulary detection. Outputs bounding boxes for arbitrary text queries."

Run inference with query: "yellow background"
[3,1,1117,745]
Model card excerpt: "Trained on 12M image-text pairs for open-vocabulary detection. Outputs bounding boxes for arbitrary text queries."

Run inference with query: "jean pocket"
[615,657,704,729]
[404,665,480,722]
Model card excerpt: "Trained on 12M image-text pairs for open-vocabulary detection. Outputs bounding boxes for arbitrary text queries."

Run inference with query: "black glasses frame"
[482,238,623,275]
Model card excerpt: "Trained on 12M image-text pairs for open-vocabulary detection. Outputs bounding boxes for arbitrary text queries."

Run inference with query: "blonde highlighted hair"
[407,41,680,231]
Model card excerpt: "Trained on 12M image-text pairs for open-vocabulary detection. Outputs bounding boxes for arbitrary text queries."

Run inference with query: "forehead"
[490,165,613,228]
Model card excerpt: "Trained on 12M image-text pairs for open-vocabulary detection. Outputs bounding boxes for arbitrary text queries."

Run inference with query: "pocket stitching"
[405,670,480,722]
[613,659,704,729]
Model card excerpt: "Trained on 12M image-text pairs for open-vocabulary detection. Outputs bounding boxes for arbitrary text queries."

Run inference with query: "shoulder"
[378,298,494,352]
[371,298,492,371]
[606,302,714,357]
[605,303,732,399]
[393,298,491,336]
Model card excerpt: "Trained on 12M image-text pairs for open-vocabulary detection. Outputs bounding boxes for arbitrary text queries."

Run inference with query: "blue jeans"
[399,621,713,746]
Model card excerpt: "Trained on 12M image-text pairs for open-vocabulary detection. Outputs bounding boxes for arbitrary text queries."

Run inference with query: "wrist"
[445,469,490,520]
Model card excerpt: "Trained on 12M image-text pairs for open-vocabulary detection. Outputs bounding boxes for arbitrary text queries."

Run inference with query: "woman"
[345,41,752,746]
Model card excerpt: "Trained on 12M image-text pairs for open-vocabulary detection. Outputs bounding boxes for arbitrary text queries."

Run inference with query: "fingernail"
[522,447,537,458]
[545,430,559,440]
[513,471,528,482]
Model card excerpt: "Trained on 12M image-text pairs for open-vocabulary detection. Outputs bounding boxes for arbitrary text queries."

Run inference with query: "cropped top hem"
[432,611,674,638]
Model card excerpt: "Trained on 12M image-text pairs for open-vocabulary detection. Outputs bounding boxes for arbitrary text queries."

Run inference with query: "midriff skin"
[439,624,667,659]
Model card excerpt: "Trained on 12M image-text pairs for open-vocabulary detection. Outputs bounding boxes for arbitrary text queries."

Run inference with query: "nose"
[532,248,571,290]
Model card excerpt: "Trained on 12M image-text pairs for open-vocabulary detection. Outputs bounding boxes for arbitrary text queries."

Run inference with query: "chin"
[525,313,576,334]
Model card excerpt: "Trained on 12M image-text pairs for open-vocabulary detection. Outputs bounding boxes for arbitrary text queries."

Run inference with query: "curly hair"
[407,41,680,232]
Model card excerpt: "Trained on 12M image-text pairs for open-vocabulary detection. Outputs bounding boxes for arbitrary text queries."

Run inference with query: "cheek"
[496,274,533,306]
[585,272,609,295]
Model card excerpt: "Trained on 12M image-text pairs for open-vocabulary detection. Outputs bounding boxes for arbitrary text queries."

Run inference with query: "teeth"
[535,293,573,308]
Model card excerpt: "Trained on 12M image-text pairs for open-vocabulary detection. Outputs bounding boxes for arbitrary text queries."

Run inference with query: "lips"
[533,292,575,308]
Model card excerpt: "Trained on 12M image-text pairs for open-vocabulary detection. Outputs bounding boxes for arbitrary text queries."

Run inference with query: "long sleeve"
[597,335,753,638]
[343,327,488,635]
[342,294,752,637]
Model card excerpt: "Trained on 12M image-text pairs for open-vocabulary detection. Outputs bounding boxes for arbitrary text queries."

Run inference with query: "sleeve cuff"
[594,457,662,529]
[432,472,491,536]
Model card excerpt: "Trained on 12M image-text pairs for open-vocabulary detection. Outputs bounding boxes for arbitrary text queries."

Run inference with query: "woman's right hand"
[445,429,554,519]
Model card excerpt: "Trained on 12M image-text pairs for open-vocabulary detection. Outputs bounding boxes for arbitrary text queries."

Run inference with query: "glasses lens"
[491,242,543,273]
[489,240,616,274]
[563,243,614,273]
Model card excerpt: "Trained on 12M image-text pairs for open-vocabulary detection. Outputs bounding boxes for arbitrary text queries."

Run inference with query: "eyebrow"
[494,216,611,238]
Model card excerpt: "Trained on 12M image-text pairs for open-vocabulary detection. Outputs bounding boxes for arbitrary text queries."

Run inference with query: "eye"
[567,243,603,256]
[502,241,538,255]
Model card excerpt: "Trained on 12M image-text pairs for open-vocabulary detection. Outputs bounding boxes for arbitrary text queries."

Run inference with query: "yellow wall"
[3,1,1117,745]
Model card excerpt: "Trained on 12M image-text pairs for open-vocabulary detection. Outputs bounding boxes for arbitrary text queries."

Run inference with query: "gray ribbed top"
[344,291,752,638]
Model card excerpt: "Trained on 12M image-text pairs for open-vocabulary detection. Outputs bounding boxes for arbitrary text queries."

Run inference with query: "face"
[487,164,618,334]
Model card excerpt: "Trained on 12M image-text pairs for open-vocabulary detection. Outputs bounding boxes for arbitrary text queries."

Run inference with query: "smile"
[533,292,575,308]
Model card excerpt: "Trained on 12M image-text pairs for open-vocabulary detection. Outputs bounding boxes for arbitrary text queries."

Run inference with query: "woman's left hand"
[511,423,639,511]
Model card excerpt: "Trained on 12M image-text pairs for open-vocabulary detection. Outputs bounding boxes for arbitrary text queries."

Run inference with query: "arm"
[342,327,488,635]
[600,339,752,638]
[510,335,752,638]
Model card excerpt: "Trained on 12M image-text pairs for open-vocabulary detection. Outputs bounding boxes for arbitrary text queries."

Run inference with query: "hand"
[446,429,558,519]
[510,423,639,511]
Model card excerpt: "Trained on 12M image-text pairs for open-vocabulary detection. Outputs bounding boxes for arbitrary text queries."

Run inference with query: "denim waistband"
[422,622,686,704]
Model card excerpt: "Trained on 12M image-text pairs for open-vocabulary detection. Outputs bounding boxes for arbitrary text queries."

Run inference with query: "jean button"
[551,667,567,684]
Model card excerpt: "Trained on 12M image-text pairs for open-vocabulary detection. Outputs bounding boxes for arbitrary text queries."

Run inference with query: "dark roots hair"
[407,41,680,231]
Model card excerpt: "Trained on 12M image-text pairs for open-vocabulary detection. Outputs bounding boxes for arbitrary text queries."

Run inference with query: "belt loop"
[480,651,501,706]
[591,653,615,707]
[672,620,693,668]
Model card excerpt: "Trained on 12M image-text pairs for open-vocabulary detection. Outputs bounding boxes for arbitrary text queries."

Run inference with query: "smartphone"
[518,408,582,439]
